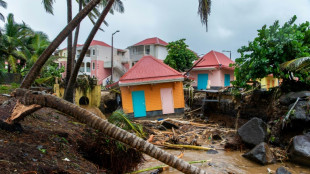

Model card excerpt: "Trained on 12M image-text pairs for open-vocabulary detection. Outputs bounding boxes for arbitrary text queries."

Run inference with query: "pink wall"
[91,60,111,85]
[189,68,234,87]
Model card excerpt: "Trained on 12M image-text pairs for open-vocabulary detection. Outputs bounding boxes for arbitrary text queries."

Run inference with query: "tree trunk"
[65,0,73,86]
[64,0,114,102]
[11,88,207,174]
[71,0,82,70]
[20,0,101,89]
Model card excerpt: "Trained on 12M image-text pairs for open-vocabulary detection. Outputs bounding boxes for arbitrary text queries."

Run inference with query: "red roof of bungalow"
[133,37,168,46]
[119,55,184,86]
[192,50,235,70]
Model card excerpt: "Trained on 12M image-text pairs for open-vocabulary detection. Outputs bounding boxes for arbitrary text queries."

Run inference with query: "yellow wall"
[120,81,185,113]
[54,84,101,107]
[258,76,279,90]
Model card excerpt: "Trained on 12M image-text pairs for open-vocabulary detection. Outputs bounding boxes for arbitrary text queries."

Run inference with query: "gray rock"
[276,167,292,174]
[242,142,276,165]
[279,91,310,105]
[288,134,310,166]
[237,117,267,147]
[288,101,310,121]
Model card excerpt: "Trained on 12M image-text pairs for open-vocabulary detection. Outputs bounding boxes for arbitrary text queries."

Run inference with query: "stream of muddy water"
[139,145,310,174]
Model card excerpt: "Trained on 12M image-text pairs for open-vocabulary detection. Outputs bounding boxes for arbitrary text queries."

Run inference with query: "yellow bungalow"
[119,56,185,119]
[258,74,280,90]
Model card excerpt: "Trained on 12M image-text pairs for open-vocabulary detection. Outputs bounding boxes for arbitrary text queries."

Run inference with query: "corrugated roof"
[133,37,168,46]
[193,50,235,69]
[119,55,183,85]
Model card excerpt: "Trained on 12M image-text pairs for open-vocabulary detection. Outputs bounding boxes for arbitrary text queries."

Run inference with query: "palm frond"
[0,0,7,9]
[108,110,146,138]
[0,13,4,22]
[281,57,310,71]
[42,0,55,15]
[198,0,212,31]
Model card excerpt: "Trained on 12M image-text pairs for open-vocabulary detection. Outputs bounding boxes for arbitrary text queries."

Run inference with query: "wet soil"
[0,107,142,174]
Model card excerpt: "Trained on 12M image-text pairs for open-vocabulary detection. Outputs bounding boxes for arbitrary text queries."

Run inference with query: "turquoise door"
[132,91,146,117]
[197,74,208,90]
[224,74,231,87]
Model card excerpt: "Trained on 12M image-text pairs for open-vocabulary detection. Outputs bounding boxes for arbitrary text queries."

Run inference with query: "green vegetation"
[0,83,19,94]
[164,39,198,72]
[233,16,310,87]
[108,110,146,138]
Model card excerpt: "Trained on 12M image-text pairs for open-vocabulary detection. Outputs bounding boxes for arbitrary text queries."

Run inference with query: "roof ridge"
[212,50,221,65]
[120,55,182,81]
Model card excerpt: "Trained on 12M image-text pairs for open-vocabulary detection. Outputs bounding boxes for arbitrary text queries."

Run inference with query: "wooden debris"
[129,160,209,174]
[6,100,41,124]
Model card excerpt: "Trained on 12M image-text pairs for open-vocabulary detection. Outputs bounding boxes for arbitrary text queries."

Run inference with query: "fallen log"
[162,143,214,151]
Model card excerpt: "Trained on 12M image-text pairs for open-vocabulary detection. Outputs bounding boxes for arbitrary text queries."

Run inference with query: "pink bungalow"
[188,50,235,90]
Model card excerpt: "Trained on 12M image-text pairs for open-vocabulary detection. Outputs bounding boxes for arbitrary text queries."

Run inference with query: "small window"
[92,62,95,70]
[93,49,95,55]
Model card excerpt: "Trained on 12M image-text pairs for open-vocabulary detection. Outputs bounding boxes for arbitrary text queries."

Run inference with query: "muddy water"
[139,145,310,174]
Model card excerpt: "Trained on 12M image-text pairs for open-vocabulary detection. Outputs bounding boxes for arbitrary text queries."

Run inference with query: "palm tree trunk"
[11,88,207,174]
[64,0,114,102]
[65,0,73,85]
[20,0,101,89]
[71,0,82,70]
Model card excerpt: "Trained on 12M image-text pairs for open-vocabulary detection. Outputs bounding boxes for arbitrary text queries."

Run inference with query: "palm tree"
[12,88,207,174]
[24,32,50,69]
[0,0,7,22]
[21,0,102,88]
[0,13,32,73]
[64,0,124,102]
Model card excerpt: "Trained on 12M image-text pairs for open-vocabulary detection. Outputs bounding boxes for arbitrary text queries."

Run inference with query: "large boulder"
[279,91,310,105]
[276,167,291,174]
[237,117,267,147]
[288,101,310,121]
[242,142,276,165]
[287,134,310,166]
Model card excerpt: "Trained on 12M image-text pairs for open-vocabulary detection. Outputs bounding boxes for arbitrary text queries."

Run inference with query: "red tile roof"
[89,40,111,47]
[119,55,184,86]
[193,50,235,69]
[133,37,168,46]
[62,40,111,50]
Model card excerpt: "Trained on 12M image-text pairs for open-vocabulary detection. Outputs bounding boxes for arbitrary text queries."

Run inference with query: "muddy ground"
[0,107,143,174]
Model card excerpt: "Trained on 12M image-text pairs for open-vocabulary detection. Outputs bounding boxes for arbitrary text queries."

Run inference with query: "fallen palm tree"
[5,88,207,174]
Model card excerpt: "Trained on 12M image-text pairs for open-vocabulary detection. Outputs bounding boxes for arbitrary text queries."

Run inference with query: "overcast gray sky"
[3,0,310,60]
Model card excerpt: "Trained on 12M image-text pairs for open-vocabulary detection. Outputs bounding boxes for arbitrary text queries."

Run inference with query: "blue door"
[132,91,146,117]
[224,74,231,87]
[197,74,208,90]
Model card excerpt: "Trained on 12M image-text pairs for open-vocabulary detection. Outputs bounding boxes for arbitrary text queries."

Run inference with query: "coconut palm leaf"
[198,0,212,30]
[108,110,146,138]
[0,0,6,22]
[281,57,310,72]
[42,0,55,15]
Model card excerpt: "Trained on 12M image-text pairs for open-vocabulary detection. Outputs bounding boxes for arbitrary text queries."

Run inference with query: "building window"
[93,49,95,55]
[145,45,150,55]
[86,62,91,72]
[92,62,95,70]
